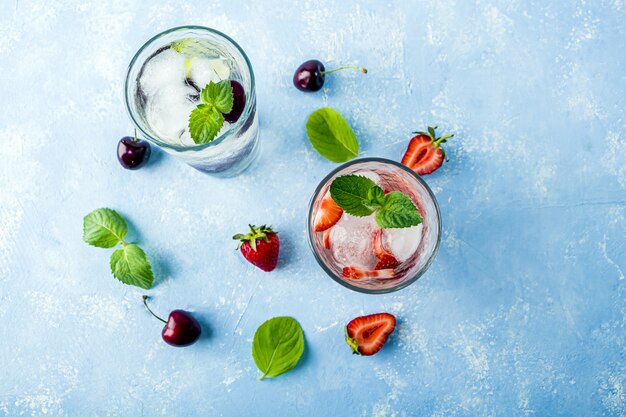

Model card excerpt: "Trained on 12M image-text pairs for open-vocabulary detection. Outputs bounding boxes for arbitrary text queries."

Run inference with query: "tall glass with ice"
[307,158,441,294]
[125,26,258,176]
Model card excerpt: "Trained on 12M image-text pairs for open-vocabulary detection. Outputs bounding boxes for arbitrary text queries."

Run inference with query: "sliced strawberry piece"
[375,254,399,270]
[345,313,396,356]
[323,229,332,249]
[401,126,454,175]
[343,266,395,280]
[313,194,343,232]
[371,229,399,270]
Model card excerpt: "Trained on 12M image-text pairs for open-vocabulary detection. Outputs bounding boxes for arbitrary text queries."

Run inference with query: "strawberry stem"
[233,224,275,252]
[433,134,454,147]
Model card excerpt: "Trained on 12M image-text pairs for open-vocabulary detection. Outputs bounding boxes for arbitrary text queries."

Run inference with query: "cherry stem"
[142,295,167,324]
[321,65,368,75]
[133,128,138,143]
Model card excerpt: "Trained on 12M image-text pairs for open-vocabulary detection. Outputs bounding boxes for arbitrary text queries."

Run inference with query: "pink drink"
[307,158,441,294]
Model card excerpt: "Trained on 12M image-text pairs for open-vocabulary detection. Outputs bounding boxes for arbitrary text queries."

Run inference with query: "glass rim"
[306,157,442,295]
[124,25,256,152]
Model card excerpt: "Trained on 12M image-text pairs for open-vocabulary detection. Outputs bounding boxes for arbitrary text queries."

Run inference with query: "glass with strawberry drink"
[307,158,441,293]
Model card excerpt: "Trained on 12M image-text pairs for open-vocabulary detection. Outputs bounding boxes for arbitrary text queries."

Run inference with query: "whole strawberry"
[233,225,280,272]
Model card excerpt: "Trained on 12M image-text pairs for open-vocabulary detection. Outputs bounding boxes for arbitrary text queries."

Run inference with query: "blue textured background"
[1,1,625,416]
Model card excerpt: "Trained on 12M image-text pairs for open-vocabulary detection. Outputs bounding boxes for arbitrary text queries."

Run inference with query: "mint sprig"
[188,80,234,144]
[83,208,154,289]
[306,107,358,162]
[329,175,422,229]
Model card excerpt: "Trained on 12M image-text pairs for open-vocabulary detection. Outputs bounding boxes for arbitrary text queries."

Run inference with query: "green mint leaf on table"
[83,208,128,248]
[110,244,154,290]
[252,316,305,380]
[306,107,358,162]
[330,175,377,216]
[329,175,423,229]
[188,80,234,144]
[376,191,423,229]
[83,208,155,289]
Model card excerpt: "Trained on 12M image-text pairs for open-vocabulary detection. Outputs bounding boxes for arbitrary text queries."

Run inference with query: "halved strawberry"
[323,229,332,249]
[345,313,396,356]
[313,194,343,232]
[371,229,399,270]
[343,266,395,280]
[401,126,454,175]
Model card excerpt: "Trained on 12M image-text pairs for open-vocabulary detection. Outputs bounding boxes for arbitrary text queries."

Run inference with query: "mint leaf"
[83,208,128,248]
[306,108,358,162]
[188,81,234,144]
[200,80,233,114]
[329,176,423,228]
[376,192,423,229]
[252,316,304,380]
[330,175,377,217]
[189,104,224,144]
[110,244,154,289]
[367,185,385,207]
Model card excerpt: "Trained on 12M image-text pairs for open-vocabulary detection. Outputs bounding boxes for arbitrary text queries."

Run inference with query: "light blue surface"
[1,1,625,416]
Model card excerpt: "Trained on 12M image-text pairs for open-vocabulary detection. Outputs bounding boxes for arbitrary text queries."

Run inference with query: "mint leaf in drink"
[367,185,385,207]
[110,244,154,289]
[376,191,423,229]
[200,80,234,114]
[189,104,224,144]
[252,316,305,380]
[188,80,234,144]
[330,175,377,217]
[306,107,358,162]
[83,208,128,248]
[329,175,423,228]
[171,38,212,56]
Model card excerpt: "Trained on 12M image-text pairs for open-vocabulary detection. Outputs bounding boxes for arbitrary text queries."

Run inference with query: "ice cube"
[139,49,186,96]
[145,84,197,142]
[188,57,231,89]
[383,224,423,262]
[329,213,377,269]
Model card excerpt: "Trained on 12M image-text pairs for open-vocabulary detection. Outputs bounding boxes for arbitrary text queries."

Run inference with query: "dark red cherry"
[293,59,325,92]
[143,296,201,347]
[117,134,151,170]
[224,80,246,123]
[293,60,367,92]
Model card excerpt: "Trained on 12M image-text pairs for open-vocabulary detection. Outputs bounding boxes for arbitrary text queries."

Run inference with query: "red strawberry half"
[345,313,396,356]
[343,266,395,280]
[401,125,454,175]
[233,224,280,272]
[313,194,343,232]
[371,228,399,270]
